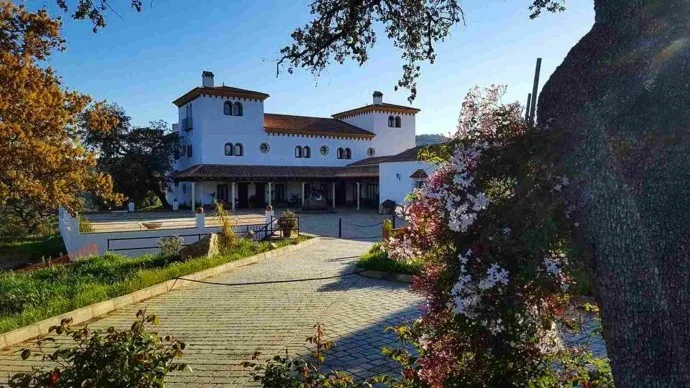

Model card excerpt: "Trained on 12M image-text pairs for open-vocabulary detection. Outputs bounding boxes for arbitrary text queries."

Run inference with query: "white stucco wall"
[174,95,376,169]
[341,111,415,157]
[379,161,436,206]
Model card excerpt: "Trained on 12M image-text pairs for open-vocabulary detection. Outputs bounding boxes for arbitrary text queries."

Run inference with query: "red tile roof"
[172,164,378,181]
[332,102,420,119]
[173,86,270,106]
[264,113,375,138]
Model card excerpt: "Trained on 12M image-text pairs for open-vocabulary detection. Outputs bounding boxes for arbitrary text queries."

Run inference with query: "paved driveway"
[0,238,422,386]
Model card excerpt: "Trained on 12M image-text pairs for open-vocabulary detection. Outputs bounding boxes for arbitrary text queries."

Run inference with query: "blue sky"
[39,0,594,135]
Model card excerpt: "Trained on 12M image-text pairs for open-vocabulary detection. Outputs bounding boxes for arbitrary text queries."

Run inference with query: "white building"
[170,71,435,211]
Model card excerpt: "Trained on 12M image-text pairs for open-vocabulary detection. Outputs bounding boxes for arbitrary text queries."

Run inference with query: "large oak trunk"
[538,1,690,386]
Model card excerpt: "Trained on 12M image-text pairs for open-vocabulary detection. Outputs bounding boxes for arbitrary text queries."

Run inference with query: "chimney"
[372,91,383,105]
[202,71,214,87]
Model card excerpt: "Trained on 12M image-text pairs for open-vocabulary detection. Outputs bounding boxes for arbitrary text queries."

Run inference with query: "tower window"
[337,147,344,159]
[223,101,232,115]
[234,102,243,116]
[345,148,352,159]
[320,145,329,156]
[260,143,270,153]
[224,143,234,156]
[295,146,303,158]
[303,146,311,158]
[388,115,394,127]
[234,143,243,156]
[395,116,402,128]
[367,147,375,157]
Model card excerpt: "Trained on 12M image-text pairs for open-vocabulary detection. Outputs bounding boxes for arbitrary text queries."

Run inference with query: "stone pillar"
[268,181,272,206]
[191,181,196,211]
[301,182,306,207]
[332,182,336,209]
[356,182,361,210]
[231,182,236,211]
[195,211,205,229]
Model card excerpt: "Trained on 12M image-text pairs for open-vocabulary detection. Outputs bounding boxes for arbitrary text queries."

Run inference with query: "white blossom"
[478,264,510,290]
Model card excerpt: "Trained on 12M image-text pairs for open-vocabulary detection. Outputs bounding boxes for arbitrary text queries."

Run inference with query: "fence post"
[338,217,342,238]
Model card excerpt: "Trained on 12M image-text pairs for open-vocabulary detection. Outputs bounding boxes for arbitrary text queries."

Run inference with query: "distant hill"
[416,134,449,146]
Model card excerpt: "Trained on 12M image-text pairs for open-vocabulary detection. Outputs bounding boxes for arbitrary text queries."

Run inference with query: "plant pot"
[142,222,163,230]
[282,227,293,237]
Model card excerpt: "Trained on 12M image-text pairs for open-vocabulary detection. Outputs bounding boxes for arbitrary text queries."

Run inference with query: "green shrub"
[214,201,236,250]
[157,236,183,257]
[357,244,422,275]
[78,215,93,233]
[8,310,187,387]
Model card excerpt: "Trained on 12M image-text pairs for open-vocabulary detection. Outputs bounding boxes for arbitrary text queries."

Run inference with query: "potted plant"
[278,209,297,237]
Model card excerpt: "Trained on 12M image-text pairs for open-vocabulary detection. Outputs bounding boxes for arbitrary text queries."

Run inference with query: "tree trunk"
[538,0,690,386]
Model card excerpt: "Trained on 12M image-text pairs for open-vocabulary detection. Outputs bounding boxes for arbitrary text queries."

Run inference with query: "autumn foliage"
[0,1,123,233]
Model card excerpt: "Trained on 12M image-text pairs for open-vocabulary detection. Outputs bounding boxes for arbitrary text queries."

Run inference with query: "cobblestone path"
[0,238,422,387]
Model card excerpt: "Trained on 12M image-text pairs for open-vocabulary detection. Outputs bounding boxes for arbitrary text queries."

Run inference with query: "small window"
[337,147,344,159]
[187,144,193,157]
[367,147,375,157]
[320,145,329,156]
[260,143,270,153]
[295,146,303,158]
[224,143,234,156]
[303,146,311,158]
[388,115,394,127]
[179,144,186,158]
[395,116,402,128]
[223,101,232,115]
[345,148,352,159]
[234,102,243,116]
[234,143,243,156]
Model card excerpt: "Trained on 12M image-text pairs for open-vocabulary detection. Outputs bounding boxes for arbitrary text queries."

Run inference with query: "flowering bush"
[385,86,612,387]
[9,310,187,387]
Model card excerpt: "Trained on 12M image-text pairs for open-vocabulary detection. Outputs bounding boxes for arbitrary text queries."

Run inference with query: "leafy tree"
[81,104,179,208]
[277,0,565,102]
[0,1,123,234]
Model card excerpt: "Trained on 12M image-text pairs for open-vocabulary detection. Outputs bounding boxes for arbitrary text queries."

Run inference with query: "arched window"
[234,102,243,116]
[224,142,234,156]
[337,147,344,159]
[303,146,311,158]
[187,144,193,157]
[395,116,402,128]
[388,115,395,127]
[234,143,243,156]
[345,148,352,159]
[295,146,303,158]
[223,101,232,115]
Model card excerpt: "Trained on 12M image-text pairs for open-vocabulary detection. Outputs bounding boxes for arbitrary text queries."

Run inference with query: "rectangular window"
[187,144,192,158]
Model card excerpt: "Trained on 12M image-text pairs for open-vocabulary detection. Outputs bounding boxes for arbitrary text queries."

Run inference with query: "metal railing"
[337,215,404,240]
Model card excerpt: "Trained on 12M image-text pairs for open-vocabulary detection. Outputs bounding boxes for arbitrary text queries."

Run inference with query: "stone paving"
[0,238,422,387]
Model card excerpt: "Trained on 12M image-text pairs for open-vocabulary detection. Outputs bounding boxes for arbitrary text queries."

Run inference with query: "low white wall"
[58,210,274,259]
[379,161,436,206]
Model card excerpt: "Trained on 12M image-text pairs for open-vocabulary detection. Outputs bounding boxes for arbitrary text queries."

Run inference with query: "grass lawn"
[356,243,422,275]
[0,236,310,334]
[0,235,66,270]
